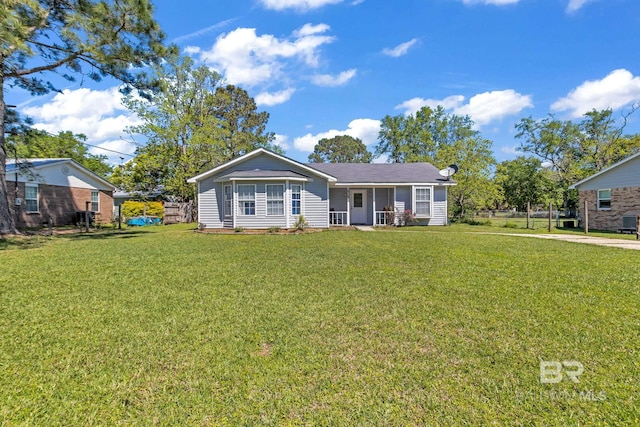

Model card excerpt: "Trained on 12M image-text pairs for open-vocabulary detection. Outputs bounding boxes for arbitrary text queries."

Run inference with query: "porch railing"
[329,211,348,226]
[375,211,394,226]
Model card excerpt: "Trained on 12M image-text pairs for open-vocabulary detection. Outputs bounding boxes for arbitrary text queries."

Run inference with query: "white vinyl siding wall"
[574,155,640,190]
[197,178,225,229]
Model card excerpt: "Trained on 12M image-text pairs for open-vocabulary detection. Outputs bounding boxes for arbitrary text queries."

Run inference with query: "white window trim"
[291,183,302,216]
[91,190,100,212]
[223,184,233,217]
[413,186,433,218]
[597,189,612,211]
[266,184,285,216]
[237,184,256,216]
[25,184,39,213]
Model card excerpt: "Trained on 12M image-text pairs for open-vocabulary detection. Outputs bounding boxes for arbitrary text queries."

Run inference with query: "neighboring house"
[569,152,640,232]
[6,158,115,228]
[187,148,455,229]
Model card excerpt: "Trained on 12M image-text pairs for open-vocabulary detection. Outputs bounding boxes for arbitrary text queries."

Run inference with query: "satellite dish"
[439,164,458,180]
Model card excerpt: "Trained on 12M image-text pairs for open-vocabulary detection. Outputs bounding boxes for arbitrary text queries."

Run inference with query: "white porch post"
[372,187,376,226]
[393,186,397,226]
[232,181,237,229]
[346,188,350,226]
[285,180,290,228]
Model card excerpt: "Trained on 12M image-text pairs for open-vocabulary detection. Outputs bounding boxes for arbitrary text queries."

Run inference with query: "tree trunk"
[0,73,19,234]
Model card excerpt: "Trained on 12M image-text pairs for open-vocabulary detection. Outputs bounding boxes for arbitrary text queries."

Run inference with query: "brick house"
[6,159,115,228]
[569,152,640,232]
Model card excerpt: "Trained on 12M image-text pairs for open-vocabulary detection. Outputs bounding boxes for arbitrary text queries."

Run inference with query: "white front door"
[351,190,367,224]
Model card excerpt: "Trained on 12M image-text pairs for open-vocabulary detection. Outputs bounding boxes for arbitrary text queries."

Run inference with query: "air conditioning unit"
[14,197,22,206]
[622,216,637,230]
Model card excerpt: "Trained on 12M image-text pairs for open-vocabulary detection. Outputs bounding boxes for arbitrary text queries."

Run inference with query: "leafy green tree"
[579,108,640,172]
[215,85,277,159]
[375,106,498,217]
[7,130,112,177]
[1,0,169,233]
[123,56,278,201]
[308,135,372,163]
[515,116,582,210]
[515,108,640,211]
[495,156,556,211]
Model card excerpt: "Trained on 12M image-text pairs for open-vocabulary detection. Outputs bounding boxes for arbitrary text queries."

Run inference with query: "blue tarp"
[126,216,162,226]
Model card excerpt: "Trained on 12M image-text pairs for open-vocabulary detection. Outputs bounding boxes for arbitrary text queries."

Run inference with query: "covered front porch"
[329,187,400,226]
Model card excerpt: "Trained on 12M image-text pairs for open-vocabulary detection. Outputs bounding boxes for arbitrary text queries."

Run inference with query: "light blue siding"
[395,186,411,213]
[198,178,224,229]
[329,188,347,211]
[375,188,393,210]
[303,179,329,228]
[576,155,640,190]
[431,186,448,226]
[197,153,329,229]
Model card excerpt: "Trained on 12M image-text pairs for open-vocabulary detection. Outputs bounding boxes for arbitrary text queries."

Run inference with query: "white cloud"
[293,118,380,152]
[395,90,532,126]
[382,38,419,58]
[551,69,640,118]
[259,0,344,11]
[273,134,291,151]
[311,69,357,87]
[462,0,519,5]
[454,90,533,126]
[255,88,296,106]
[198,24,335,87]
[566,0,597,13]
[395,95,465,115]
[183,46,201,55]
[22,87,141,164]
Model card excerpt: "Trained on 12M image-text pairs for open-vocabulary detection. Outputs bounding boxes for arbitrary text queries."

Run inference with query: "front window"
[597,189,611,210]
[266,184,284,216]
[91,191,99,212]
[291,184,301,215]
[237,185,255,215]
[25,185,38,213]
[224,185,233,217]
[415,187,431,217]
[353,193,363,208]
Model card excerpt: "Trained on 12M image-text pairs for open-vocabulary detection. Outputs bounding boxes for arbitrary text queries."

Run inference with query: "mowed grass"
[1,225,639,426]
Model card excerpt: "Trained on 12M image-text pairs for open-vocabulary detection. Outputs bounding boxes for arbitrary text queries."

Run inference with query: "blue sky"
[9,0,640,165]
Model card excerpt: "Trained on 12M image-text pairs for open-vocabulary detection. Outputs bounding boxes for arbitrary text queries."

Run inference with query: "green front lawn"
[1,225,638,425]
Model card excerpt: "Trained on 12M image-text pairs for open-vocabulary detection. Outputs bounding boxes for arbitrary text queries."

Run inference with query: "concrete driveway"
[500,233,640,250]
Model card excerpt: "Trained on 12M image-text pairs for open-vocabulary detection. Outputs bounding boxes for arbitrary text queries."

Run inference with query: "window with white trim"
[597,189,611,210]
[25,185,39,213]
[415,187,431,217]
[224,185,233,217]
[291,184,301,215]
[237,185,255,215]
[266,184,284,216]
[91,191,99,212]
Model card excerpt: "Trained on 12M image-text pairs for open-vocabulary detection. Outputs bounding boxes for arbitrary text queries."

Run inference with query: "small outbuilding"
[569,152,640,232]
[6,158,115,228]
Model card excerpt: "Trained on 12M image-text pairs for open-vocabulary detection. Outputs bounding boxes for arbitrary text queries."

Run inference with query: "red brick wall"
[578,186,640,231]
[7,182,113,228]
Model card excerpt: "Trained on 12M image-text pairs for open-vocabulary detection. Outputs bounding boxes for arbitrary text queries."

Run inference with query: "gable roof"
[187,148,337,183]
[6,158,115,190]
[306,162,455,185]
[216,170,312,181]
[568,151,640,189]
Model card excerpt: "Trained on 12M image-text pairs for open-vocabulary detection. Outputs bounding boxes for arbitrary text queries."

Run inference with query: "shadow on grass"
[55,229,147,241]
[1,229,147,250]
[0,236,49,250]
